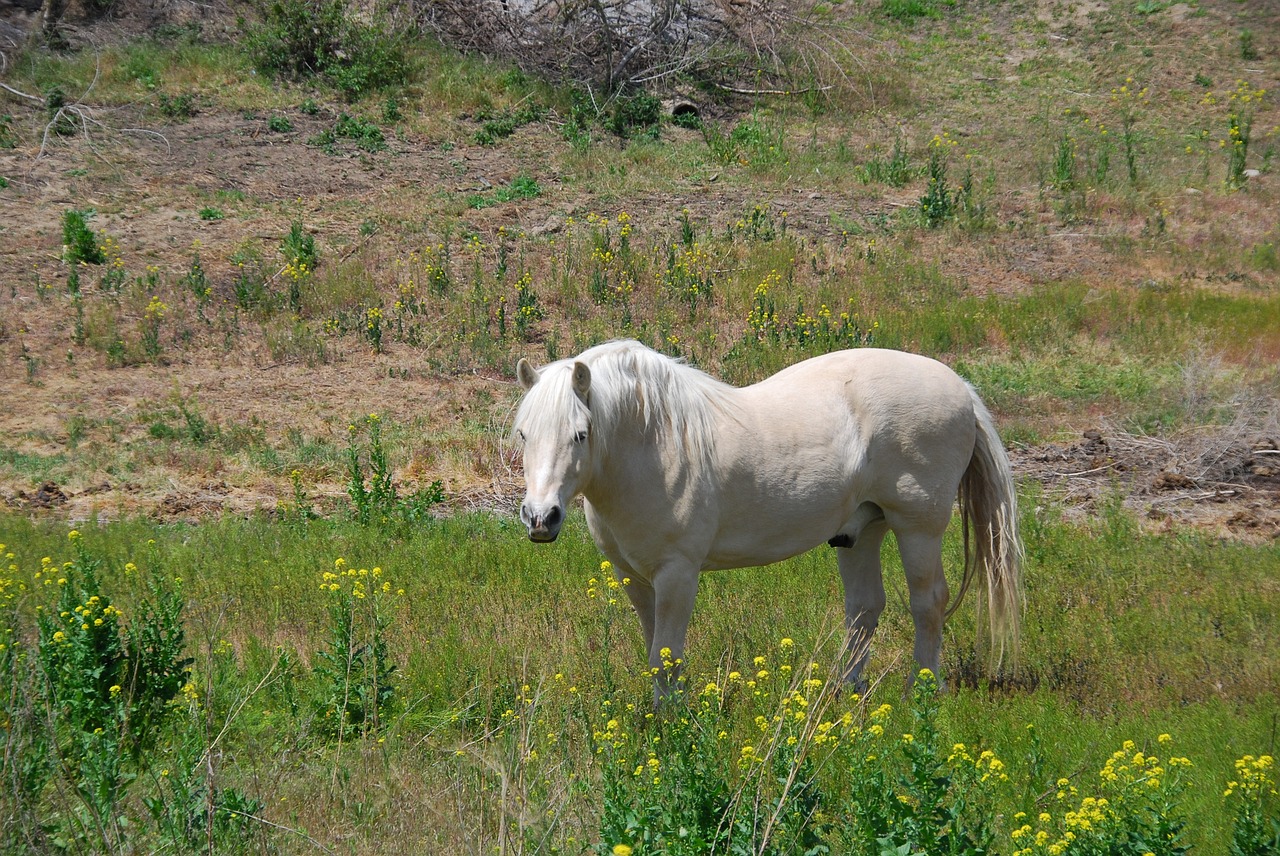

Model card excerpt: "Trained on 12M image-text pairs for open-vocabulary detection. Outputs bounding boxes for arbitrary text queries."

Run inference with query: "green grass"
[1,505,1276,852]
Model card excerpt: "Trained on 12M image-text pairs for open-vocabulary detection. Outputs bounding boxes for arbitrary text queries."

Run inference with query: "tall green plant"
[1,532,200,852]
[314,558,399,739]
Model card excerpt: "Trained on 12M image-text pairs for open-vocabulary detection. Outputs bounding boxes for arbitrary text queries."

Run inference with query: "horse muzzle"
[521,503,563,543]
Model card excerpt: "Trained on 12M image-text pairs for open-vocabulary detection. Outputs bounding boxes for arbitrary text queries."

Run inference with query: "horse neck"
[581,385,719,515]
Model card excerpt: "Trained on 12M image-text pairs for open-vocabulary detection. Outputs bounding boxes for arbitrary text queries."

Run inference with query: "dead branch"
[412,0,844,99]
[1,82,43,104]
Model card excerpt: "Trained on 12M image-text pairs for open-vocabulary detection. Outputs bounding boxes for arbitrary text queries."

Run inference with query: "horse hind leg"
[836,519,889,694]
[894,528,950,685]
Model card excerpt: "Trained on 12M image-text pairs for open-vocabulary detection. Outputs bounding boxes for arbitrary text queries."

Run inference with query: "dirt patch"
[1013,420,1280,542]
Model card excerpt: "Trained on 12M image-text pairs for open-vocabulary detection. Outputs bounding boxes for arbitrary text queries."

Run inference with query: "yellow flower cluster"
[282,257,310,283]
[319,557,396,599]
[144,295,167,320]
[1224,754,1276,799]
[48,592,122,640]
[1011,737,1193,856]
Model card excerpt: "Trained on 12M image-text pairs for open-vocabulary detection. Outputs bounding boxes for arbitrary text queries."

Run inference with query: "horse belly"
[701,471,857,571]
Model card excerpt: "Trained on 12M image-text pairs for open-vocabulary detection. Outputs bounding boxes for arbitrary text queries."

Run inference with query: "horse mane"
[516,340,736,469]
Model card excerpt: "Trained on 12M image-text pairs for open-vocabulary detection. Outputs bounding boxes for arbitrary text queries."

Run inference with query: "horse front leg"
[649,564,701,708]
[615,567,655,654]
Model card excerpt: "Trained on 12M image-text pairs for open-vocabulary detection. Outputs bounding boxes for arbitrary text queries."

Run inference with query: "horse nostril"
[545,506,562,528]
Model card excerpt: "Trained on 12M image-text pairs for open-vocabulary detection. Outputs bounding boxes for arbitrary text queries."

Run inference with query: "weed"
[672,108,701,130]
[310,112,386,153]
[1239,29,1258,61]
[231,244,270,309]
[474,101,548,145]
[282,219,318,277]
[1222,80,1267,189]
[20,341,39,385]
[1226,755,1280,854]
[0,114,17,148]
[62,209,106,267]
[1051,132,1077,191]
[158,92,196,120]
[314,557,400,739]
[267,114,293,133]
[140,296,167,360]
[345,413,445,526]
[1111,76,1148,185]
[0,532,208,852]
[920,134,961,227]
[182,250,210,303]
[882,0,948,22]
[364,306,384,353]
[300,97,320,115]
[119,50,161,90]
[514,272,544,341]
[198,206,225,221]
[859,135,915,187]
[44,85,75,136]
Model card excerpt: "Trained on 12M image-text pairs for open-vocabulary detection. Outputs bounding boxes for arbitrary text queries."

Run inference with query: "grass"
[1,507,1276,852]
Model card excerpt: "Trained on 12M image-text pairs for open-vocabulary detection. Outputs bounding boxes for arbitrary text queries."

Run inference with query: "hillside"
[0,0,1277,536]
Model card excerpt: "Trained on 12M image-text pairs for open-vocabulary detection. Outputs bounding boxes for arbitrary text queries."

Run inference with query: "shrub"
[606,92,662,137]
[243,0,411,101]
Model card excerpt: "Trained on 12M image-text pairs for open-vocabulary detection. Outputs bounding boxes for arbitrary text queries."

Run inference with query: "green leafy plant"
[345,413,444,526]
[243,0,411,100]
[310,112,386,154]
[267,114,293,133]
[1239,29,1258,61]
[140,295,167,360]
[62,209,106,267]
[231,244,271,309]
[45,85,75,136]
[0,532,198,851]
[198,206,225,221]
[158,92,196,120]
[282,219,318,272]
[1224,80,1267,189]
[859,135,915,187]
[473,102,548,146]
[606,92,662,137]
[921,134,962,227]
[882,0,947,22]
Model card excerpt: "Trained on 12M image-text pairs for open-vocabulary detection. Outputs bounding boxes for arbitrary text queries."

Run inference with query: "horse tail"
[947,385,1024,670]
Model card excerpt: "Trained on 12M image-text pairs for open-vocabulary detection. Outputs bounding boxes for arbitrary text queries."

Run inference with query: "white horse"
[514,340,1022,703]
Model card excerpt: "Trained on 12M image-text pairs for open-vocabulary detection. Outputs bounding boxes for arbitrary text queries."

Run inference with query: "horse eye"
[573,431,588,444]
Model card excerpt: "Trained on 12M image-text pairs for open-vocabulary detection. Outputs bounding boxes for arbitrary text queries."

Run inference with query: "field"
[1,0,1278,852]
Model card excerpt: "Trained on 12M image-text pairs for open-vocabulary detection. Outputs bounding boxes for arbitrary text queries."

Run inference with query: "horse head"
[514,357,593,543]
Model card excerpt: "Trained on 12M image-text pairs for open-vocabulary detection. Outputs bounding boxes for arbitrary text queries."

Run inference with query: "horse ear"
[516,358,540,390]
[571,361,591,402]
